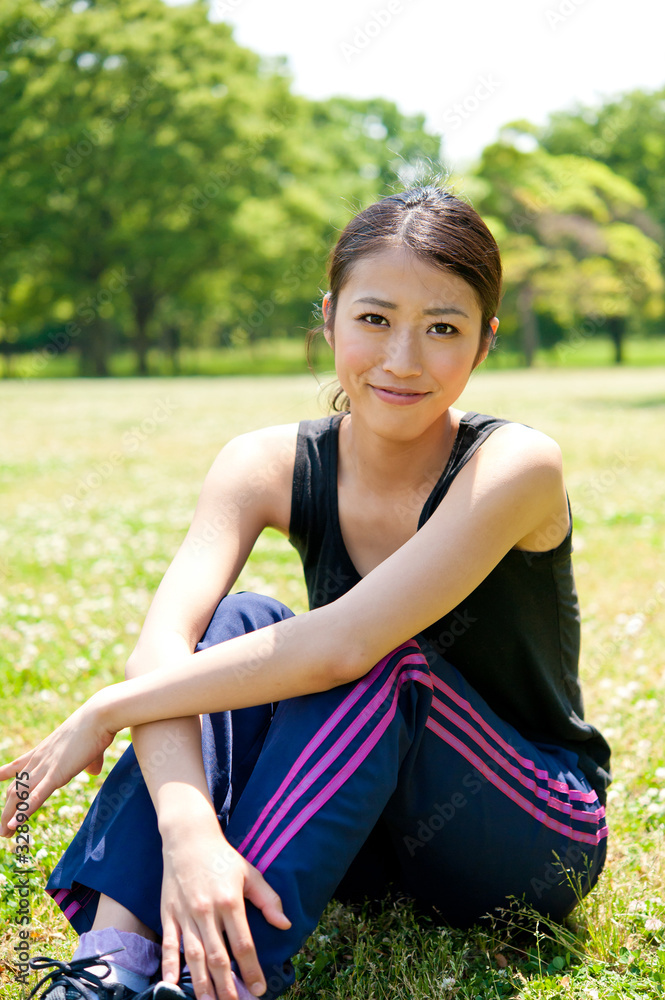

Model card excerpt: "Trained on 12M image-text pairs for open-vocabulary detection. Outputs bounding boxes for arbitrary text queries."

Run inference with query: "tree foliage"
[0,3,662,373]
[470,134,663,363]
[0,0,438,374]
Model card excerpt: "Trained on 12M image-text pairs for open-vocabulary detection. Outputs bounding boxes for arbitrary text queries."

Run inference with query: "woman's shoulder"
[476,416,563,472]
[457,415,568,553]
[203,422,302,534]
[458,408,562,466]
[220,422,304,483]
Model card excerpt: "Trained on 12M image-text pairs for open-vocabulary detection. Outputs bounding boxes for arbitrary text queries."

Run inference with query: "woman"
[1,187,611,1000]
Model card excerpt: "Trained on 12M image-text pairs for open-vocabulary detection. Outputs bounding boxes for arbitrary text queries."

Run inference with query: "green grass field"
[1,369,665,998]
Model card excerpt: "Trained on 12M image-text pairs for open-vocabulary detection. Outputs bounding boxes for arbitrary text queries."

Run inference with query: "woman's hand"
[160,818,291,1000]
[0,692,116,837]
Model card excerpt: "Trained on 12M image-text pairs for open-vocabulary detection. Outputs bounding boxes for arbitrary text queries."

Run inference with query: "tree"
[538,88,665,242]
[0,0,298,374]
[470,139,663,364]
[0,0,445,375]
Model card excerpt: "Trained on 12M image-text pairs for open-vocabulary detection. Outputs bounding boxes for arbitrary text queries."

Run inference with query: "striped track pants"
[47,593,607,999]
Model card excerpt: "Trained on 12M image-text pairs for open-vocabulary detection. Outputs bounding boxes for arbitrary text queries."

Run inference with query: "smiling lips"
[370,384,429,405]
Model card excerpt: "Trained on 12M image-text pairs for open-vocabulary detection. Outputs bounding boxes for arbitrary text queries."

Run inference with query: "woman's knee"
[196,592,294,651]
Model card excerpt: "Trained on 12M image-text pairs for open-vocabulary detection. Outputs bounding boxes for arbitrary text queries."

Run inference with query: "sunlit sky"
[164,0,665,171]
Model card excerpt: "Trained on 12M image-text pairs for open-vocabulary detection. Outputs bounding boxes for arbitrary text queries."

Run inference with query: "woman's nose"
[383,331,422,377]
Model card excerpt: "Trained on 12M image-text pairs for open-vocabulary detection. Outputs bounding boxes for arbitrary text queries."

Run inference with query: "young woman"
[1,187,611,1000]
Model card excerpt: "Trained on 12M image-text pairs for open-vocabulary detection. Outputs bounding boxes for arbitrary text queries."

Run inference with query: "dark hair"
[308,186,503,411]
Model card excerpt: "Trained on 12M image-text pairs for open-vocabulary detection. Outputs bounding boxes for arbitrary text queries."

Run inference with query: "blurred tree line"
[0,0,663,375]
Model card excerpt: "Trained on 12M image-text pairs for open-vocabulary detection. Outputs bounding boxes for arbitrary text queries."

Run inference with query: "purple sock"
[73,928,161,992]
[231,974,255,1000]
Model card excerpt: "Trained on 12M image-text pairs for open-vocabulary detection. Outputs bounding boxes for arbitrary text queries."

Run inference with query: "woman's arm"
[0,422,564,806]
[121,426,298,999]
[95,422,569,729]
[0,424,299,1000]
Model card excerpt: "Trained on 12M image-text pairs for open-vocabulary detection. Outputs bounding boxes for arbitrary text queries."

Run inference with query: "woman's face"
[324,247,495,441]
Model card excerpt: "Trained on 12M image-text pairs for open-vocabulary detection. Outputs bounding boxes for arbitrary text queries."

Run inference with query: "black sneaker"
[27,952,156,1000]
[151,968,194,1000]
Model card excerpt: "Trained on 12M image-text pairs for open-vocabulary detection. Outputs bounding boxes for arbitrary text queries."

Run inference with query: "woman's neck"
[338,407,463,500]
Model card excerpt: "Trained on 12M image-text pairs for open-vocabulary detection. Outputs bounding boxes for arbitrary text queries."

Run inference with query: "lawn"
[1,368,665,998]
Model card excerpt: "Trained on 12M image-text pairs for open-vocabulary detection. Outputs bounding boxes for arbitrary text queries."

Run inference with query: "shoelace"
[27,950,125,1000]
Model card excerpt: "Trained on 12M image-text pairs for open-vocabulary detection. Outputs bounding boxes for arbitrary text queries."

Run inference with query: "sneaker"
[151,969,194,1000]
[27,953,156,1000]
[152,968,256,1000]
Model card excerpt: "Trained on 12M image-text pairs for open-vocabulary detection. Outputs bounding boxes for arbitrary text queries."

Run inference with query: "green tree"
[0,0,297,374]
[0,0,444,376]
[538,88,665,242]
[471,139,663,364]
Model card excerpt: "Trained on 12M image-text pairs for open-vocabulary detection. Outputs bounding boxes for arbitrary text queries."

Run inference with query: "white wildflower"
[625,614,645,635]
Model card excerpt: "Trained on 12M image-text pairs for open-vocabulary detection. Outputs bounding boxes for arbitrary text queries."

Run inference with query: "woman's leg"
[45,593,295,935]
[379,639,608,928]
[218,639,434,998]
[91,896,159,940]
[44,594,436,1000]
[217,639,607,998]
[44,601,607,1000]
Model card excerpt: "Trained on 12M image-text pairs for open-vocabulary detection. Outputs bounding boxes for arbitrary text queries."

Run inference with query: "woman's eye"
[430,323,457,336]
[359,313,387,326]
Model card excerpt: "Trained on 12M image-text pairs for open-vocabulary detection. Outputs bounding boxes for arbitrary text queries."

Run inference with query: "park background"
[2,1,665,998]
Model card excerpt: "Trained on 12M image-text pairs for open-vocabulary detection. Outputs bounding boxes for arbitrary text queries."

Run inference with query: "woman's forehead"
[340,248,482,314]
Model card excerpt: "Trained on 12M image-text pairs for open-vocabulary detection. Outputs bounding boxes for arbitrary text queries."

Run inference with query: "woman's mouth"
[370,385,429,405]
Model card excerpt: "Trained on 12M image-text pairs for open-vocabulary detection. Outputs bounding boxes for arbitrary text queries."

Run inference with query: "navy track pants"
[46,593,608,998]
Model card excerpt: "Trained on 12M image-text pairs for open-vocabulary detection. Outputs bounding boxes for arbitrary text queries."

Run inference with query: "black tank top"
[288,411,611,803]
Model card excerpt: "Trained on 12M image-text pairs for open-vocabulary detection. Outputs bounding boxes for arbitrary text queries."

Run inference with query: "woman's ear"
[322,293,334,348]
[473,317,499,370]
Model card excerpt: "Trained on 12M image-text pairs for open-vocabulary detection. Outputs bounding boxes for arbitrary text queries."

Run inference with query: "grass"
[1,368,665,998]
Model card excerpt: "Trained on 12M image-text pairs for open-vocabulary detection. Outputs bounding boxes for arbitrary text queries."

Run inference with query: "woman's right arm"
[123,425,298,1000]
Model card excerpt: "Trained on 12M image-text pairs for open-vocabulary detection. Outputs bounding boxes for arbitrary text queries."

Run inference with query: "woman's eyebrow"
[353,296,470,318]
